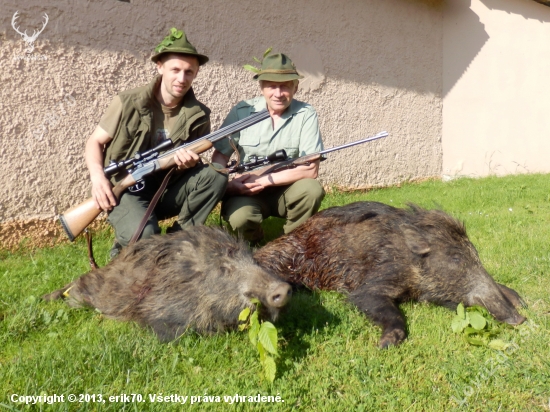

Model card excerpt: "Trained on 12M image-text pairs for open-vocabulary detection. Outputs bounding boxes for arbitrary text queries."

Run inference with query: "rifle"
[59,110,271,241]
[228,131,388,176]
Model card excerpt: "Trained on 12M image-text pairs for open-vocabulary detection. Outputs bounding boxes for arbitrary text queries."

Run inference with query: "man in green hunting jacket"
[85,28,227,257]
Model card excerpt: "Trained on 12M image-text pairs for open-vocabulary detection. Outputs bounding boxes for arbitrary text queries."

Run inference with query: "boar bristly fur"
[44,226,291,341]
[254,201,525,348]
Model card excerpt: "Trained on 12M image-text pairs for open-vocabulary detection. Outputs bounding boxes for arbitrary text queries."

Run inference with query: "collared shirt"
[214,96,323,163]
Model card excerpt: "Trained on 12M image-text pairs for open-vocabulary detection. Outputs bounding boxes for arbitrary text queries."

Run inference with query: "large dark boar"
[44,226,292,341]
[254,201,526,348]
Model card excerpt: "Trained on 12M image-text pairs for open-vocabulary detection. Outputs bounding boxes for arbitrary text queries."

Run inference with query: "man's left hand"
[174,148,200,169]
[226,174,269,195]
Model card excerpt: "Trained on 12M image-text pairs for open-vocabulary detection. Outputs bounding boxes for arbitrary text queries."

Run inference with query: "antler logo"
[11,11,49,54]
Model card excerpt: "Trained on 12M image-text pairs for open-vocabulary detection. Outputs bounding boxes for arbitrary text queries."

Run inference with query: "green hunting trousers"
[221,178,325,241]
[107,164,227,247]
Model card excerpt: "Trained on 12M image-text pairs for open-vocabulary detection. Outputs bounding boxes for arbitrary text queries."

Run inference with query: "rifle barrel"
[320,131,388,156]
[159,110,270,159]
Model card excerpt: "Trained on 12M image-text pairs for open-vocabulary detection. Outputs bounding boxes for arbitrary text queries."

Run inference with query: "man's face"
[157,54,200,100]
[260,80,298,114]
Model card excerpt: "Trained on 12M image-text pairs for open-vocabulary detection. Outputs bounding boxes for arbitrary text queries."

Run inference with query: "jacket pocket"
[284,147,299,159]
[238,128,260,149]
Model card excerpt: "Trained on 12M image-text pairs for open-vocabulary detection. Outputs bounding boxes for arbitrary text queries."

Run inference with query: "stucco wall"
[0,0,443,245]
[442,0,550,177]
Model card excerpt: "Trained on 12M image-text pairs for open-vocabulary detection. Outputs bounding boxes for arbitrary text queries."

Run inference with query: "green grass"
[1,174,549,411]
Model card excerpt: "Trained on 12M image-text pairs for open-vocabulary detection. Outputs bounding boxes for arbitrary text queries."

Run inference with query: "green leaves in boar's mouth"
[451,303,511,349]
[238,298,279,383]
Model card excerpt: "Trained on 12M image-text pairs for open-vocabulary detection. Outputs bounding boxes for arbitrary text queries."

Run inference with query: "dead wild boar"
[43,226,292,341]
[254,201,526,348]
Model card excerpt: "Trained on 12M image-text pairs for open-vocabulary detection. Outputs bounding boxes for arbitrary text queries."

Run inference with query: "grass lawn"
[1,174,549,411]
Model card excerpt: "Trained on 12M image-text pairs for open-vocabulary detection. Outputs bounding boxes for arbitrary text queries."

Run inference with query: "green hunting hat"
[151,28,209,66]
[253,53,304,82]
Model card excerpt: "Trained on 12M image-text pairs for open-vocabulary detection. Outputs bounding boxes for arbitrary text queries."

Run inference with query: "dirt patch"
[0,218,110,251]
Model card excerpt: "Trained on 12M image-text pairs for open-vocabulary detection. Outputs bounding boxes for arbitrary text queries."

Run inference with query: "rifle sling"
[85,229,99,270]
[115,139,240,250]
[129,167,176,245]
[224,136,241,174]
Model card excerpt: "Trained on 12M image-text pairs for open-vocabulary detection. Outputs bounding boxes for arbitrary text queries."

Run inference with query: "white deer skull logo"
[11,11,49,54]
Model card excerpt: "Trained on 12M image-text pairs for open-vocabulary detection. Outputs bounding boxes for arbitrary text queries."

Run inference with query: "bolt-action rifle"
[227,131,388,176]
[59,110,271,241]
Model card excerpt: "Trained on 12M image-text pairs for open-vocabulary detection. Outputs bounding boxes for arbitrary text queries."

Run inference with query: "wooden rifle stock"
[59,182,128,242]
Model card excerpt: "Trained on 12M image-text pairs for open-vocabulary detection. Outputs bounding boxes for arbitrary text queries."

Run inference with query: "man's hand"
[226,174,266,195]
[174,147,200,170]
[91,173,117,211]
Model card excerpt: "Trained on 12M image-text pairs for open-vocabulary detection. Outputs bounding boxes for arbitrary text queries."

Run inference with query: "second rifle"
[228,131,389,176]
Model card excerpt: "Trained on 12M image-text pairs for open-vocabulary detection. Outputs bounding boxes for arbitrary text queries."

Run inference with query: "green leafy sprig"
[451,303,511,350]
[238,298,279,383]
[155,28,184,54]
[243,47,273,74]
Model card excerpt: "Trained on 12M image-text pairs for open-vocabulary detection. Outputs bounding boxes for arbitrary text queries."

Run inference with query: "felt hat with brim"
[151,28,209,66]
[253,53,303,82]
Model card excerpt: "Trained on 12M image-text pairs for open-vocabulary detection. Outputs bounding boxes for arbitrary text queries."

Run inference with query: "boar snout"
[469,283,526,326]
[268,283,292,308]
[497,283,528,309]
[502,313,526,326]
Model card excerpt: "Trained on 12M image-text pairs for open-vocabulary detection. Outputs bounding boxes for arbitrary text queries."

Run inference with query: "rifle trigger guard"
[129,181,145,192]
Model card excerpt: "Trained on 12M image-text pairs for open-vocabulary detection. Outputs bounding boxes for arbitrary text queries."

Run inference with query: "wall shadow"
[481,0,550,22]
[1,0,446,97]
[444,0,550,96]
[3,0,550,98]
[442,0,490,97]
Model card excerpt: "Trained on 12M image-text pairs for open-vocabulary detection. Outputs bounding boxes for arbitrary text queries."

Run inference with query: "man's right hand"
[91,174,117,211]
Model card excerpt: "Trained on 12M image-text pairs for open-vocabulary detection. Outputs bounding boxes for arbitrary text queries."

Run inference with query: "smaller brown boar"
[254,201,526,348]
[43,226,292,341]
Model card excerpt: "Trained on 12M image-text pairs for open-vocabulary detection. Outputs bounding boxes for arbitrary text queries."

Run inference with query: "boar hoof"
[378,328,406,349]
[503,313,526,326]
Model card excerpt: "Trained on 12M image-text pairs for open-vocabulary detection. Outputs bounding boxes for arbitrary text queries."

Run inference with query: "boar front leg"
[350,289,407,348]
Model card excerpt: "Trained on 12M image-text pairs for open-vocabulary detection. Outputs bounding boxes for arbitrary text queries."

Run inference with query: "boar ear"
[401,225,431,255]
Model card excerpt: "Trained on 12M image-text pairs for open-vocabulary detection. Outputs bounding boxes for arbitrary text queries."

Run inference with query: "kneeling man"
[86,29,227,257]
[212,53,325,243]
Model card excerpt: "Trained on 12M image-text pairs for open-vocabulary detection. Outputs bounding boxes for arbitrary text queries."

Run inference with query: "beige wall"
[3,0,549,248]
[443,0,550,178]
[0,0,443,231]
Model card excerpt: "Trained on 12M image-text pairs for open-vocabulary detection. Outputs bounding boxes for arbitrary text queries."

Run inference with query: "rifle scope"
[103,139,174,177]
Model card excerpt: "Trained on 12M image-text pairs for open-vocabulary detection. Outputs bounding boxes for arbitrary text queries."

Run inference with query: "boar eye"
[452,255,461,264]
